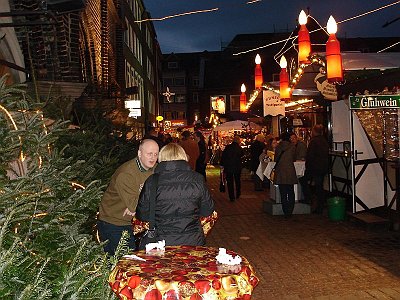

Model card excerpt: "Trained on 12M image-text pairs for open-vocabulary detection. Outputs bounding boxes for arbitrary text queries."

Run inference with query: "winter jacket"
[274,141,298,185]
[250,140,265,172]
[220,141,244,173]
[305,135,329,175]
[136,160,214,246]
[179,139,200,170]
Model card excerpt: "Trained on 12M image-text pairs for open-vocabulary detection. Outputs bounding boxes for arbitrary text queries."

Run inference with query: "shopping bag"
[269,169,276,183]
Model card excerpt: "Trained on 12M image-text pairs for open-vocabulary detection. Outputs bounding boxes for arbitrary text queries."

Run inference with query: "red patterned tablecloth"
[109,245,259,300]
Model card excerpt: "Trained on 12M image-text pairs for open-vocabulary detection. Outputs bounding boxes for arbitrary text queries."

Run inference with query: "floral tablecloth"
[109,245,259,300]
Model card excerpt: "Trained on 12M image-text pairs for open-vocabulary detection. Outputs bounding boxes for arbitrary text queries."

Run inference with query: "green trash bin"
[327,197,346,221]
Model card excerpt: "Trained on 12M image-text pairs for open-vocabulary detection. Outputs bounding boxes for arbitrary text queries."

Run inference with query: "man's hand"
[123,208,135,217]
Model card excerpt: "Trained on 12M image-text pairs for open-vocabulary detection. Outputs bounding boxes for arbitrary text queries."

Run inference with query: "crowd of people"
[97,125,329,255]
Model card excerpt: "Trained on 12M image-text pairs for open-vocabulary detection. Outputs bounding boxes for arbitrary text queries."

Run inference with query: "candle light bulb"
[255,54,261,65]
[241,83,246,93]
[298,10,307,25]
[279,56,287,69]
[327,16,337,34]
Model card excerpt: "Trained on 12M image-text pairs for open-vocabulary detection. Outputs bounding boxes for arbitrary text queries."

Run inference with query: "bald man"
[97,139,159,255]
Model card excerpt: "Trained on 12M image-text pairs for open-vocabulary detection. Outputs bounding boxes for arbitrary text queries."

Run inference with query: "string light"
[233,1,400,55]
[136,8,219,23]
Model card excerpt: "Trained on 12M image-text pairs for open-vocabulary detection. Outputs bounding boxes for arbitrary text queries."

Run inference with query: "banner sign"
[263,90,285,116]
[350,95,400,109]
[314,71,338,100]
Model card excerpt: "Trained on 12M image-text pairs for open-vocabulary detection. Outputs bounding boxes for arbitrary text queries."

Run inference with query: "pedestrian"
[220,135,244,201]
[299,124,329,213]
[97,139,159,255]
[179,130,200,170]
[290,132,307,161]
[250,134,265,191]
[194,131,208,179]
[144,127,164,149]
[274,132,297,217]
[136,143,215,246]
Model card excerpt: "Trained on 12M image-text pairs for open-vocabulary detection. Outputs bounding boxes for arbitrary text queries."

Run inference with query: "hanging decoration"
[298,10,311,64]
[240,84,247,113]
[279,56,290,100]
[326,16,343,83]
[254,54,263,89]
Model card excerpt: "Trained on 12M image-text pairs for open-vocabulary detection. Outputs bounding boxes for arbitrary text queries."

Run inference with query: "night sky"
[143,0,400,54]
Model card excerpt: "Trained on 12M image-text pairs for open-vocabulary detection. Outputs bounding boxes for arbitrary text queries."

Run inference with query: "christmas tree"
[0,75,134,299]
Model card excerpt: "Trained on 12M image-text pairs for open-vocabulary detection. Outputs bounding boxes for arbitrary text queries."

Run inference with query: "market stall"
[331,94,399,214]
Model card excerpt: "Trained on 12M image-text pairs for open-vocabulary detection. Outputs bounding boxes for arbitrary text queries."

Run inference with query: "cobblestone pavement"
[205,166,400,300]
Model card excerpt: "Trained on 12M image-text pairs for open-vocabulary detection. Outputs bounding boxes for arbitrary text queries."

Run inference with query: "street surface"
[205,166,400,299]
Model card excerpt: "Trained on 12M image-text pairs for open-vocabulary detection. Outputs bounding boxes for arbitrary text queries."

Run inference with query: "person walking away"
[274,132,297,217]
[250,134,265,191]
[136,143,215,246]
[299,124,329,213]
[179,130,199,170]
[97,139,159,255]
[194,131,208,179]
[220,135,244,202]
[290,132,307,161]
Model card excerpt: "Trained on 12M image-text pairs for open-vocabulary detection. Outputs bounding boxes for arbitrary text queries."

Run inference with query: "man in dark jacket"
[300,124,329,213]
[250,134,265,191]
[220,135,244,201]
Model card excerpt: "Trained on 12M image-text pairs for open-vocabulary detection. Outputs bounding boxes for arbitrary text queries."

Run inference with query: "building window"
[175,94,186,103]
[230,95,240,111]
[192,92,199,103]
[174,77,185,86]
[163,78,173,87]
[272,73,280,82]
[192,76,199,86]
[164,111,173,120]
[168,62,178,69]
[176,111,186,119]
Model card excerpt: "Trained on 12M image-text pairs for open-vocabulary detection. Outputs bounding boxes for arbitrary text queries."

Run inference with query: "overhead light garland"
[245,53,327,110]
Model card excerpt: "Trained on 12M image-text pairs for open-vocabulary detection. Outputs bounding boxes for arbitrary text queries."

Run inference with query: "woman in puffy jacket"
[136,143,215,246]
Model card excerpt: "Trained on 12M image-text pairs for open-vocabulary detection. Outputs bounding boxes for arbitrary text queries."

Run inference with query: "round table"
[109,245,259,300]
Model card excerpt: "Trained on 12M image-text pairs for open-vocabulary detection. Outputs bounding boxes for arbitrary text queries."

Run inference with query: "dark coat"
[136,160,214,246]
[220,141,244,173]
[274,141,297,184]
[294,140,307,161]
[250,140,265,172]
[195,139,207,171]
[305,135,329,175]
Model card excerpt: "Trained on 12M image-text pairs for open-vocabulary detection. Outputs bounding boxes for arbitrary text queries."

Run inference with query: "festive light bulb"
[326,15,343,83]
[279,56,287,69]
[327,16,337,34]
[240,84,247,113]
[254,54,263,88]
[298,10,311,64]
[298,10,307,25]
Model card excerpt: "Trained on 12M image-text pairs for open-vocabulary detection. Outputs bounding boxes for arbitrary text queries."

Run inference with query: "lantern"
[254,54,263,89]
[326,16,343,83]
[279,56,290,100]
[240,84,247,113]
[298,10,311,64]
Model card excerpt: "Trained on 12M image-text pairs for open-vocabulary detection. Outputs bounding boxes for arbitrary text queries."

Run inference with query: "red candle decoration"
[254,54,263,89]
[240,84,247,113]
[279,56,290,100]
[298,10,311,64]
[326,16,343,83]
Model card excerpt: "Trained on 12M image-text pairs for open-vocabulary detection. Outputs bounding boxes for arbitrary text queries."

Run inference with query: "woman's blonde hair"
[158,143,188,162]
